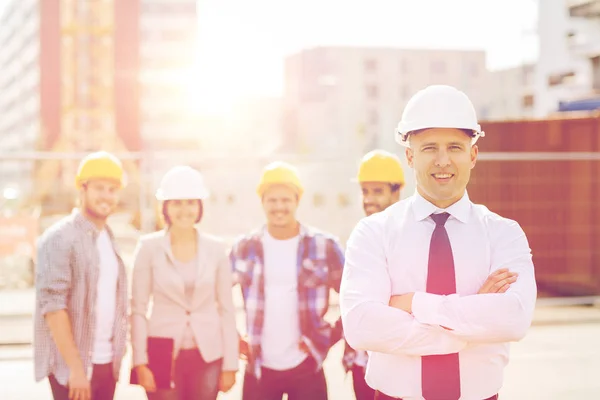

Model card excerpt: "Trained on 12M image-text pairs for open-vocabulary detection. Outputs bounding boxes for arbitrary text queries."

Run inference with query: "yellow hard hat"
[75,151,125,189]
[257,161,304,198]
[357,150,405,185]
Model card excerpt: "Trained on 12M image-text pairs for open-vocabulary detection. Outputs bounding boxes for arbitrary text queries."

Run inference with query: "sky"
[0,0,540,109]
[195,0,539,103]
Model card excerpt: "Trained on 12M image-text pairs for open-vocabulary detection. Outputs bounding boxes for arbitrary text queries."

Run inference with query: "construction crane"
[26,0,140,216]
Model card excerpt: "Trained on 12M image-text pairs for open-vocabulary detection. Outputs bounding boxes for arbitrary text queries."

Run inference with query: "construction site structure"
[26,0,141,216]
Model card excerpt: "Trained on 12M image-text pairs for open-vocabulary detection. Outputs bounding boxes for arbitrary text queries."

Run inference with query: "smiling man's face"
[405,128,478,209]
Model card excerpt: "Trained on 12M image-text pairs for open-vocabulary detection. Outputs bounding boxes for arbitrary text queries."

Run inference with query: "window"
[365,85,378,99]
[522,94,534,108]
[399,58,409,73]
[469,62,480,78]
[338,193,350,208]
[364,59,377,72]
[313,193,325,207]
[592,56,600,91]
[522,65,535,86]
[399,85,411,101]
[368,109,379,125]
[431,60,446,75]
[548,71,576,87]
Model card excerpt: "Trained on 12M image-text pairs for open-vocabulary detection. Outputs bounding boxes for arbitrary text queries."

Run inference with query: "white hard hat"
[395,84,485,147]
[155,166,210,201]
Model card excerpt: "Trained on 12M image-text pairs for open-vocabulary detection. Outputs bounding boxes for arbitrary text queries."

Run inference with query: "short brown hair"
[162,200,203,226]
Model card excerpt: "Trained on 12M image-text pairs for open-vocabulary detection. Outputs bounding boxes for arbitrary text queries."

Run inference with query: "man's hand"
[389,293,415,314]
[478,268,519,294]
[219,371,236,392]
[68,367,91,400]
[135,365,157,393]
[299,341,310,354]
[239,336,250,360]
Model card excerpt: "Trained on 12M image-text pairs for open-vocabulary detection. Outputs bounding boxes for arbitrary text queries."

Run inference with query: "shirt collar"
[260,223,308,239]
[71,208,115,239]
[411,189,471,223]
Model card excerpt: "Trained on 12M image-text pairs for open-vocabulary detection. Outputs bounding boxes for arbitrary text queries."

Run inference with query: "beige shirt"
[171,250,198,350]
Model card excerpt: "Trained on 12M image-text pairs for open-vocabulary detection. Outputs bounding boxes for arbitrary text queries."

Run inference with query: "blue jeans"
[242,356,328,400]
[147,349,222,400]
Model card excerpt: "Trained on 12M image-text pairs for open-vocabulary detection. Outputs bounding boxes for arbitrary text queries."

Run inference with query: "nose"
[434,149,451,167]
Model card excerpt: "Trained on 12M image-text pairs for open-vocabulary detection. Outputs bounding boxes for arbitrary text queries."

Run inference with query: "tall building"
[484,64,536,120]
[138,0,198,150]
[0,0,197,213]
[0,0,43,194]
[282,46,489,157]
[534,0,600,116]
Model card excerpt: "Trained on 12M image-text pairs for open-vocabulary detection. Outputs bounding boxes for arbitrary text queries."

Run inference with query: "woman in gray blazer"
[131,166,239,400]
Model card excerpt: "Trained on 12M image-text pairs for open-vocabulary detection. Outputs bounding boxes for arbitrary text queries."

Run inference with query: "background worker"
[343,149,405,400]
[34,151,128,400]
[131,166,238,400]
[231,161,345,400]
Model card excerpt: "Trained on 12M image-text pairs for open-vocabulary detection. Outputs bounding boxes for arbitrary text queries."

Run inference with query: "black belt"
[375,392,498,400]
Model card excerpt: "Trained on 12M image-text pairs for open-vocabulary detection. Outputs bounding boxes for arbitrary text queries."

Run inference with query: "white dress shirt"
[340,191,537,400]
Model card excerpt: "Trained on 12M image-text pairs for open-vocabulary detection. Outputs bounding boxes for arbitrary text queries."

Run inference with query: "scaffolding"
[28,0,139,214]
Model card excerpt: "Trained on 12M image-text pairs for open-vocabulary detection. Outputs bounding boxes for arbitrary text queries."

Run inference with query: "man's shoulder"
[301,224,341,244]
[470,202,525,234]
[38,215,77,247]
[231,229,261,246]
[230,229,262,256]
[361,197,412,227]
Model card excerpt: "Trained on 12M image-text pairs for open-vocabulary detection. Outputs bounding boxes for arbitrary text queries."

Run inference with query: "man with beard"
[34,151,129,400]
[343,149,405,400]
[231,161,345,400]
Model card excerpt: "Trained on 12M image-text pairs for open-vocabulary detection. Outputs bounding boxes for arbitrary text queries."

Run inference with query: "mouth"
[431,173,454,183]
[96,203,112,211]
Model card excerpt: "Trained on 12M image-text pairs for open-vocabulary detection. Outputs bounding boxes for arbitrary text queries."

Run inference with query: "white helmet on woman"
[155,165,210,201]
[395,85,485,147]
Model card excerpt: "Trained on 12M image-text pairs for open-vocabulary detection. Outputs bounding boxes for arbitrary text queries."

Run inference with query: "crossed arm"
[339,218,537,356]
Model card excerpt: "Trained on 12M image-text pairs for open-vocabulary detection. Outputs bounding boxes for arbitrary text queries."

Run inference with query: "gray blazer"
[130,228,239,371]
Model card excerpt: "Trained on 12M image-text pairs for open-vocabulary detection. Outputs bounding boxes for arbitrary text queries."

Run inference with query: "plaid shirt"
[230,224,345,378]
[34,209,128,386]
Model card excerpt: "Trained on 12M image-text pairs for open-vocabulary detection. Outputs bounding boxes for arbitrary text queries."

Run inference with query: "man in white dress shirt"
[339,85,537,400]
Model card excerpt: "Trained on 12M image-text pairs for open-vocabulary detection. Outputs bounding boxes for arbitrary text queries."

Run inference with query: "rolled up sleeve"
[36,231,72,316]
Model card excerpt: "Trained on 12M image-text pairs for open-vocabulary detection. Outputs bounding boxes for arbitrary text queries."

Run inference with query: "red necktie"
[421,212,461,400]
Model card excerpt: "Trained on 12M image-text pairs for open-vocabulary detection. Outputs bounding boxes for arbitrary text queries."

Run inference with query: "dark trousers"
[375,392,499,400]
[146,348,223,400]
[351,365,375,400]
[242,356,328,400]
[49,363,116,400]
